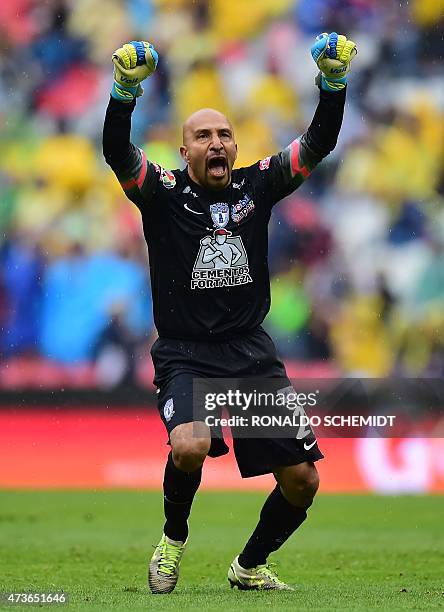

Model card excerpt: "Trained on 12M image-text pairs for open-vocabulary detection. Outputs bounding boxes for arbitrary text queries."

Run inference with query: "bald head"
[180,107,237,191]
[182,108,234,145]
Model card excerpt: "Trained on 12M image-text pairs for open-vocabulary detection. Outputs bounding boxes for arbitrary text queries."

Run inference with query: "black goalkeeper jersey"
[103,88,346,340]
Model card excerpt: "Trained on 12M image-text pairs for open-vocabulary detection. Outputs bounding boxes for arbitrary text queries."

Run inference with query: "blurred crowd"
[1,0,444,387]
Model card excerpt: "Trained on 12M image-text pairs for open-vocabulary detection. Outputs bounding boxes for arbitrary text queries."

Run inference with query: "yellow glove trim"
[335,35,357,64]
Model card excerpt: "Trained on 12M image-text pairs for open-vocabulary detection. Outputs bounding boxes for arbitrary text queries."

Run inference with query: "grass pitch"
[0,491,443,610]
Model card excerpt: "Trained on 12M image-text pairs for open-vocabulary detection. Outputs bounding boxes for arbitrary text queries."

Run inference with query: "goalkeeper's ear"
[180,145,190,165]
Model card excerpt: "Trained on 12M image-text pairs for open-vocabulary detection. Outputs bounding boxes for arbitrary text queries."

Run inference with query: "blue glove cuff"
[111,81,139,101]
[320,74,347,92]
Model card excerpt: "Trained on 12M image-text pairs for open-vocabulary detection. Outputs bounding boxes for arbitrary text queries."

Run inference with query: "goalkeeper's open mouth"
[207,155,227,179]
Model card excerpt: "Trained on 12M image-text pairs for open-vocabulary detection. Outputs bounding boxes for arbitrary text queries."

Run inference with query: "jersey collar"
[185,166,233,198]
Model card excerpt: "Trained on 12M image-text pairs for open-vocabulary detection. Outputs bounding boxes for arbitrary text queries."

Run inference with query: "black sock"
[163,452,202,542]
[238,485,308,568]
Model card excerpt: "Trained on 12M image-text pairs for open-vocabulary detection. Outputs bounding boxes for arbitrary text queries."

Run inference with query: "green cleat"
[148,533,186,594]
[228,555,294,591]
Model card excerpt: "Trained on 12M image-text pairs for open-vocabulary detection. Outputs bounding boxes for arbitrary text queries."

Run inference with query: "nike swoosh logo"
[303,440,317,451]
[184,203,203,214]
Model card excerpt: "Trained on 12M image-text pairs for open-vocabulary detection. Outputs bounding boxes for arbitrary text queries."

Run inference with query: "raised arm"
[301,31,357,161]
[102,41,160,208]
[253,32,357,204]
[280,85,347,186]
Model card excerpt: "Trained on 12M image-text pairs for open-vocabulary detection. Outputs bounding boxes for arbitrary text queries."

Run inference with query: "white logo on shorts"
[303,440,317,451]
[164,398,175,422]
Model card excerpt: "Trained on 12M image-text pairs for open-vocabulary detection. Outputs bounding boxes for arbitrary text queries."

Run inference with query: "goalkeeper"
[103,33,356,593]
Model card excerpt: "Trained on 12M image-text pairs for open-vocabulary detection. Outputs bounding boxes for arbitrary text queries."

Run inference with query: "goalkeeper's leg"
[164,424,210,542]
[229,462,319,590]
[149,423,210,594]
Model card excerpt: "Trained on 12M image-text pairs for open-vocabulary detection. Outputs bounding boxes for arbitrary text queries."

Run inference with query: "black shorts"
[150,326,324,478]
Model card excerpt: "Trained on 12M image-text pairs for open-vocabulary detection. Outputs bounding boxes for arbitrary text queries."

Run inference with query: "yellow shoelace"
[158,540,182,576]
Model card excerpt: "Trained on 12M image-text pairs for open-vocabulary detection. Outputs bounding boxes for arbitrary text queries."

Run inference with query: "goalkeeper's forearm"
[102,96,138,174]
[302,86,346,161]
[103,40,158,173]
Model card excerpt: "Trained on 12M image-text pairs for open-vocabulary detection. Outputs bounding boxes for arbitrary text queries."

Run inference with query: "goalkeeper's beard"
[187,156,234,191]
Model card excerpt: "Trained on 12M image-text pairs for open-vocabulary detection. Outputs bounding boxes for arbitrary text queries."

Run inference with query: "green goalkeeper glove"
[311,32,357,92]
[111,41,158,102]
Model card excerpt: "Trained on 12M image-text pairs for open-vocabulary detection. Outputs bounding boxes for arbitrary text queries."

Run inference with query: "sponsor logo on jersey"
[231,194,255,224]
[183,185,198,197]
[160,169,176,189]
[163,398,175,422]
[232,178,245,189]
[210,203,230,228]
[259,156,271,170]
[191,229,252,290]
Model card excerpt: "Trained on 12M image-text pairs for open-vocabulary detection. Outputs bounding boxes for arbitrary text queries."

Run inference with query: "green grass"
[0,492,443,610]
